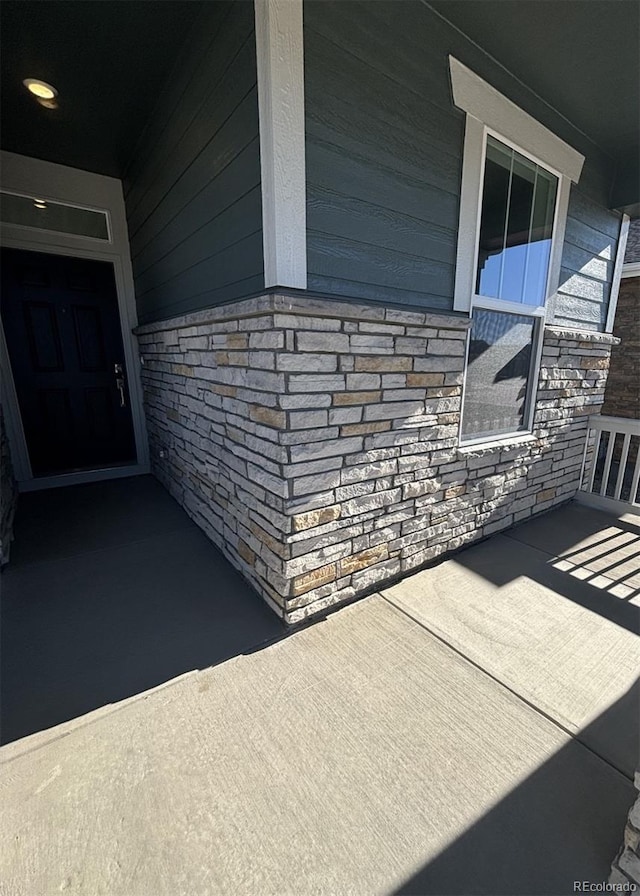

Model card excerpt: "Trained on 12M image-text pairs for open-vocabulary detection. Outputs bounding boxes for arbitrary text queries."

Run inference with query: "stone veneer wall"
[602,277,640,420]
[610,771,640,887]
[0,407,18,566]
[136,294,616,624]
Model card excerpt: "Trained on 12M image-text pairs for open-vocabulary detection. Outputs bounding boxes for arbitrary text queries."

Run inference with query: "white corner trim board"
[605,214,630,332]
[255,0,307,290]
[449,57,585,183]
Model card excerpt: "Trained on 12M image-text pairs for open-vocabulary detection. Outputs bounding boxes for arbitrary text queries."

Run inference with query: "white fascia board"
[449,57,584,183]
[255,0,307,290]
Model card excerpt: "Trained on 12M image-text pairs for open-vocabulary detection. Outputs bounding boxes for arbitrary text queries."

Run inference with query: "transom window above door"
[0,191,110,241]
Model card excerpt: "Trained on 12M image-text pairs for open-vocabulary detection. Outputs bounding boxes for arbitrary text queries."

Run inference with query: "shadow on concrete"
[0,476,285,745]
[457,505,640,635]
[393,686,638,896]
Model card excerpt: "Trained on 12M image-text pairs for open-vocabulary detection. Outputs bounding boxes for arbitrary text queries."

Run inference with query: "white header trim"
[449,57,584,183]
[255,0,307,290]
[450,59,583,316]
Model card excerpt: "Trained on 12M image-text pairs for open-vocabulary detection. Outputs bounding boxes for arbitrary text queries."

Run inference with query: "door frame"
[0,150,150,491]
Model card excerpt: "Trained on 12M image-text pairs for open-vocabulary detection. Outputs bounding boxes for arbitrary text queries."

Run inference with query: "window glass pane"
[462,308,536,440]
[476,136,557,306]
[0,192,109,240]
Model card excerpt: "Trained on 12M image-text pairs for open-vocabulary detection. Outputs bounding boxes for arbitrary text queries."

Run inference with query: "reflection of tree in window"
[475,138,557,306]
[463,309,535,439]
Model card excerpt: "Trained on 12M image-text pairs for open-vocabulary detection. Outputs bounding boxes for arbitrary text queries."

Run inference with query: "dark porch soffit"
[0,0,638,212]
[428,0,640,214]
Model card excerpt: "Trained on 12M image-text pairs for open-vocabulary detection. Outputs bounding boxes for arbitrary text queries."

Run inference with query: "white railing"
[577,415,640,515]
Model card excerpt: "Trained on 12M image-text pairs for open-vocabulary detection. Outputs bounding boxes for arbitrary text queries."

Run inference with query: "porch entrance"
[1,247,136,476]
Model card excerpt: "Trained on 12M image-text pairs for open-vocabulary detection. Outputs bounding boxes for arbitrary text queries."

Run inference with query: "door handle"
[114,362,126,408]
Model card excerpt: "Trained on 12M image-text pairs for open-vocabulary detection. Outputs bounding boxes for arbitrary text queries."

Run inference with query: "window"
[0,191,110,241]
[476,136,557,307]
[449,57,584,444]
[463,308,538,441]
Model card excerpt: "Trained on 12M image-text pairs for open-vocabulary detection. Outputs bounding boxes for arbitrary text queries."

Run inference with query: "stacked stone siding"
[610,771,640,888]
[136,294,616,623]
[602,276,640,420]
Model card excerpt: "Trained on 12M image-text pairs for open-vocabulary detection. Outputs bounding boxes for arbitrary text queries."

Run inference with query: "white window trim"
[449,56,584,315]
[449,57,585,445]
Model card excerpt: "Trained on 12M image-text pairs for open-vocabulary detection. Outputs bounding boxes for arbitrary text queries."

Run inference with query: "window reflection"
[476,137,557,306]
[462,309,536,440]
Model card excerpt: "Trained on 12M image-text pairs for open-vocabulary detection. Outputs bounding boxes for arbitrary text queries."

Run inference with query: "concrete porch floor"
[1,476,638,895]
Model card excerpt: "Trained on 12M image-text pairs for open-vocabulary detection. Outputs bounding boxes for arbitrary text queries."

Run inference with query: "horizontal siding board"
[134,189,263,297]
[304,1,463,310]
[305,3,459,309]
[131,138,261,268]
[307,274,452,311]
[566,187,621,238]
[306,104,460,199]
[123,2,232,196]
[340,0,614,205]
[555,185,619,327]
[307,185,456,265]
[137,232,263,307]
[137,274,265,326]
[303,0,619,319]
[551,315,600,333]
[126,2,262,324]
[308,140,459,234]
[554,293,607,327]
[305,28,462,167]
[558,269,608,304]
[129,89,259,249]
[308,231,453,298]
[304,2,456,119]
[125,2,249,214]
[134,169,262,277]
[127,39,257,237]
[563,216,617,260]
[560,242,612,283]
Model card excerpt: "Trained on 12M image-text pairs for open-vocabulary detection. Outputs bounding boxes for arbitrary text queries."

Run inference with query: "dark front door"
[1,248,136,477]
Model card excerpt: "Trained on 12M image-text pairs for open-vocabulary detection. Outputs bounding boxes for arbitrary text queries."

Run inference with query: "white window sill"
[457,433,540,458]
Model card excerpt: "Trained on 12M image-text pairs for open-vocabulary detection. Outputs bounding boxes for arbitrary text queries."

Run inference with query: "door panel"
[73,305,109,372]
[1,248,136,477]
[24,302,64,371]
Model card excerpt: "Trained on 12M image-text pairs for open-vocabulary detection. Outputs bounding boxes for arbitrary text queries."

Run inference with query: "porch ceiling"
[0,1,638,210]
[0,0,205,179]
[429,0,639,212]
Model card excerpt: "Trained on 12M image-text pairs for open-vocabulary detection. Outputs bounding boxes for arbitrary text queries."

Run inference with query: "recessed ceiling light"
[23,79,58,100]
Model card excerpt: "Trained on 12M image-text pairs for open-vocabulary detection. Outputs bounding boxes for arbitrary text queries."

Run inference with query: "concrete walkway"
[1,479,638,895]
